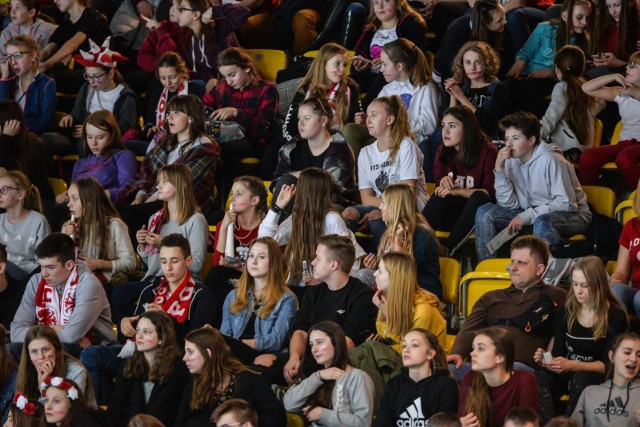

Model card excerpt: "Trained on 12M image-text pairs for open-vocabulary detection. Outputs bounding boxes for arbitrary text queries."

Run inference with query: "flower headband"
[13,393,36,416]
[40,377,79,401]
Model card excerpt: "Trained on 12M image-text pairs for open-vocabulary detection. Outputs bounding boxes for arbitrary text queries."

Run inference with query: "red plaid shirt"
[203,78,279,145]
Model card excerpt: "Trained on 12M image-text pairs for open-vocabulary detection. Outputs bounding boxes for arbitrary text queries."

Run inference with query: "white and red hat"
[73,37,128,68]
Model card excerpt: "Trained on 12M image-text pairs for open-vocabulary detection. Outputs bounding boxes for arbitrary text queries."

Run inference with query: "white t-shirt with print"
[357,137,429,210]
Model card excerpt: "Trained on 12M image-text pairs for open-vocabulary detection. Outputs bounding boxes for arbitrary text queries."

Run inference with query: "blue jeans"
[475,204,590,261]
[79,344,124,403]
[343,204,387,248]
[611,283,640,318]
[506,7,546,52]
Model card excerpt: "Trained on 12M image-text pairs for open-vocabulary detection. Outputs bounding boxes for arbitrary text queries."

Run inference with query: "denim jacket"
[1,369,17,423]
[220,289,297,353]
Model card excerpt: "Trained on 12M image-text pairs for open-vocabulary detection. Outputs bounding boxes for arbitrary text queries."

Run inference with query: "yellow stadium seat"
[601,121,623,171]
[47,177,68,197]
[439,257,461,307]
[615,199,636,225]
[606,260,617,276]
[246,49,288,82]
[426,182,435,195]
[286,413,305,427]
[445,333,456,355]
[593,118,603,148]
[475,258,511,273]
[459,271,511,323]
[582,185,615,218]
[303,49,356,74]
[201,251,214,279]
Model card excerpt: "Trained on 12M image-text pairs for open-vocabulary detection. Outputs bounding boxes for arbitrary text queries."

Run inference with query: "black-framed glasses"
[0,186,19,195]
[83,71,108,82]
[4,51,29,61]
[628,61,638,69]
[178,6,194,13]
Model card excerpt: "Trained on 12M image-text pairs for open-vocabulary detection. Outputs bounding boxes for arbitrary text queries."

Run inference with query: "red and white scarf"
[156,82,189,128]
[153,271,196,323]
[307,82,351,130]
[35,269,79,327]
[144,209,165,255]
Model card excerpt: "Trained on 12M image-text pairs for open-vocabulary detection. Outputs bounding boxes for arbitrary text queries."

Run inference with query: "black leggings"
[423,190,491,254]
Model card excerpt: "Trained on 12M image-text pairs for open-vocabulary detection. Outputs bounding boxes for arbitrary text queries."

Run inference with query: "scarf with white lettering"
[35,268,79,327]
[153,271,196,323]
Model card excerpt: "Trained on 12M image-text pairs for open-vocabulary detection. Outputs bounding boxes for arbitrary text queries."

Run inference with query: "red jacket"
[137,21,190,73]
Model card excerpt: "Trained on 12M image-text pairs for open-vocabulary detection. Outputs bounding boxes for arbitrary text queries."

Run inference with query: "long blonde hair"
[230,237,296,317]
[286,168,335,283]
[299,43,353,125]
[379,252,434,337]
[377,183,432,257]
[370,96,414,163]
[566,256,627,340]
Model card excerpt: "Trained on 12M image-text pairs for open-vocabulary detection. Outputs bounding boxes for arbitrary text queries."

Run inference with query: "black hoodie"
[374,368,458,427]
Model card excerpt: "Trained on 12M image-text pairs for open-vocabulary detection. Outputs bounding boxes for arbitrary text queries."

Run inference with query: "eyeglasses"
[4,51,29,61]
[83,71,108,82]
[0,186,19,195]
[628,61,638,69]
[216,423,243,427]
[178,6,194,13]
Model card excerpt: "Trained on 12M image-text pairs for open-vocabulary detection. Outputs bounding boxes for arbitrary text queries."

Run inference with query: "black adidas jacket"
[374,368,459,427]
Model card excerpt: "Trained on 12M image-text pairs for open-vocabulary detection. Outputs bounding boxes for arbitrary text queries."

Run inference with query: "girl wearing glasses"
[176,0,249,93]
[0,171,50,280]
[0,35,56,135]
[422,105,497,257]
[40,38,138,157]
[579,51,640,191]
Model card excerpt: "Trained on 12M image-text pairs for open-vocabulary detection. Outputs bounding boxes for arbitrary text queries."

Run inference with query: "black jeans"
[423,190,490,254]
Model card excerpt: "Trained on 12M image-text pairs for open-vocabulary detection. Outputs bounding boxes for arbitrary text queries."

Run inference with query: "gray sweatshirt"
[63,217,136,281]
[495,142,592,226]
[283,368,374,427]
[572,379,640,427]
[138,213,208,281]
[540,81,605,153]
[10,261,117,344]
[0,210,50,273]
